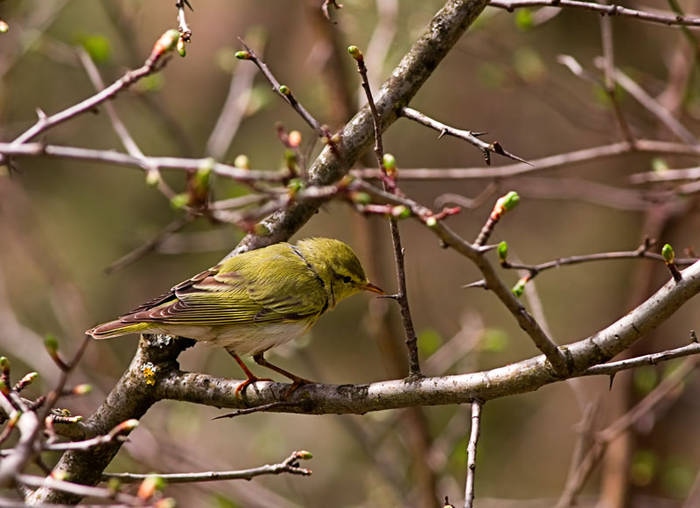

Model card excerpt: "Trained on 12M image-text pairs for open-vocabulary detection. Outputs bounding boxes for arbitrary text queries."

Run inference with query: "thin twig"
[16,473,140,504]
[464,400,482,508]
[103,450,313,483]
[597,6,635,144]
[401,107,530,165]
[352,139,700,180]
[175,0,193,41]
[351,46,422,377]
[206,34,262,159]
[583,340,700,377]
[0,142,288,182]
[489,0,700,26]
[237,41,331,144]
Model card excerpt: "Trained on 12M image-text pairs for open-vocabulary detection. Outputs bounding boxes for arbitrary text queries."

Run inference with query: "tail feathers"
[86,320,151,339]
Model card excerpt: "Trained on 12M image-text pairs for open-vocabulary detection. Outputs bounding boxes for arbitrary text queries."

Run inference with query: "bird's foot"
[282,375,314,399]
[234,375,273,397]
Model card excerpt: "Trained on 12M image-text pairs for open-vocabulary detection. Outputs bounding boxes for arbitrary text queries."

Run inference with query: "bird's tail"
[86,320,151,339]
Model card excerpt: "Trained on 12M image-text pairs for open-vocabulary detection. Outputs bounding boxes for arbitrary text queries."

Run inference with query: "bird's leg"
[226,349,272,396]
[253,352,314,396]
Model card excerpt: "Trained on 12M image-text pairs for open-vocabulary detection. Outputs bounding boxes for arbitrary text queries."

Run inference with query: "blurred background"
[0,0,699,506]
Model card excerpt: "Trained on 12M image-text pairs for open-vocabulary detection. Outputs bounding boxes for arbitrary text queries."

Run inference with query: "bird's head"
[296,238,383,306]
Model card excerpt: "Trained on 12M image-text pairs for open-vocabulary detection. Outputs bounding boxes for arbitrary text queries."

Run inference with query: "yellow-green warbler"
[87,238,382,393]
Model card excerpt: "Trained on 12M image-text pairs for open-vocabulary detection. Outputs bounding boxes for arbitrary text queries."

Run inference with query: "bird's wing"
[120,244,329,326]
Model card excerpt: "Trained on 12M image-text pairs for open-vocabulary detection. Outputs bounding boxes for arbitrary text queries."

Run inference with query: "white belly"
[149,320,313,356]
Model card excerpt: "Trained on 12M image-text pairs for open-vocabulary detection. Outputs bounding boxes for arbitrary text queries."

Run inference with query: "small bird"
[87,238,382,393]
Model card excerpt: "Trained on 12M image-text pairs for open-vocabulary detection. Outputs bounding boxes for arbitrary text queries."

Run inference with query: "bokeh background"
[1,0,699,506]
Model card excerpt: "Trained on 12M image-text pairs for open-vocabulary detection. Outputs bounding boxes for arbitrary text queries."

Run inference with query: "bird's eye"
[342,276,352,283]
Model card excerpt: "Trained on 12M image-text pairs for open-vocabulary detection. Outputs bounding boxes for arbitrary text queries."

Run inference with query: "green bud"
[661,244,675,264]
[157,29,181,54]
[278,84,291,96]
[73,384,92,395]
[502,191,520,211]
[497,241,508,263]
[44,334,59,354]
[347,45,362,60]
[287,178,304,193]
[0,356,9,374]
[425,216,437,228]
[0,379,8,395]
[235,50,252,60]
[234,154,250,169]
[651,157,668,173]
[195,158,214,190]
[351,192,371,205]
[176,37,186,57]
[296,450,313,460]
[382,153,396,173]
[170,193,189,210]
[391,205,411,219]
[107,477,121,493]
[0,21,9,34]
[512,278,526,298]
[145,169,160,187]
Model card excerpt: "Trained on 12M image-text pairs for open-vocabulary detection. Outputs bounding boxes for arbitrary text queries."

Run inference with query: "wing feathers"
[118,244,329,327]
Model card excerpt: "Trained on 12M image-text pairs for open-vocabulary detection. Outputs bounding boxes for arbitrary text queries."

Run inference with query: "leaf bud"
[661,243,675,264]
[145,169,160,187]
[351,192,371,205]
[235,50,252,60]
[44,334,59,355]
[347,45,363,61]
[425,216,437,228]
[382,153,397,177]
[234,154,250,170]
[391,205,410,219]
[0,20,9,33]
[176,37,186,57]
[278,84,291,96]
[170,193,189,210]
[296,450,313,460]
[0,356,9,375]
[497,241,508,263]
[137,475,165,500]
[151,29,180,59]
[502,191,520,211]
[512,277,527,297]
[288,130,302,148]
[287,178,304,193]
[72,384,92,396]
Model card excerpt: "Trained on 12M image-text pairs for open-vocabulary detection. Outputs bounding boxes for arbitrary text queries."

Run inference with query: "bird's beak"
[361,282,384,294]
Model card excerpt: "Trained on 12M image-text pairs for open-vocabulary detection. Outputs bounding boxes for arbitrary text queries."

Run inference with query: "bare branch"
[464,400,483,508]
[489,0,700,27]
[103,450,312,484]
[352,139,700,181]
